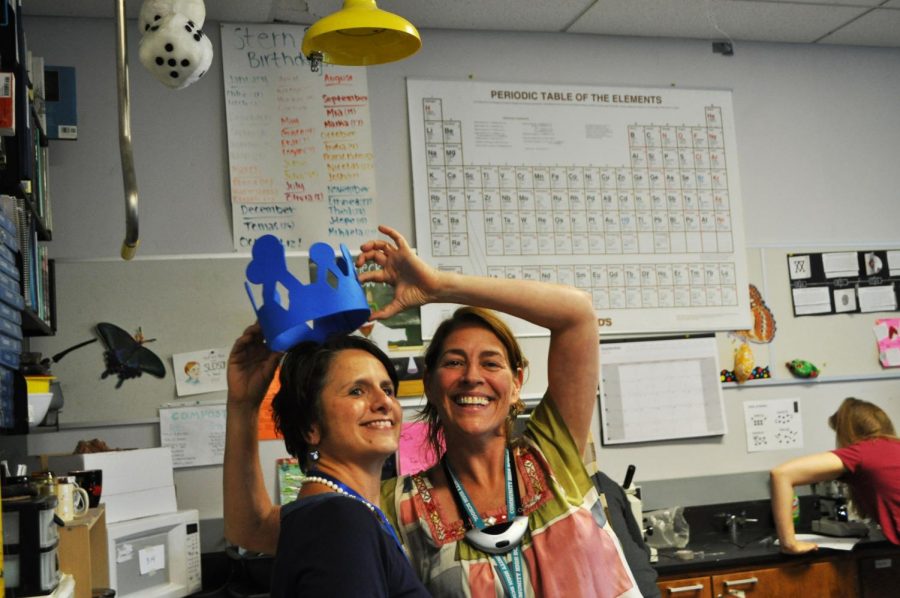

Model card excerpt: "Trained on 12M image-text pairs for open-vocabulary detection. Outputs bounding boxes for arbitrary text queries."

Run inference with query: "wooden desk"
[57,507,110,598]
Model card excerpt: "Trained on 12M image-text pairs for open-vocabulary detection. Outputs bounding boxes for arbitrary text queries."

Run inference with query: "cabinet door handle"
[723,577,758,587]
[668,584,705,593]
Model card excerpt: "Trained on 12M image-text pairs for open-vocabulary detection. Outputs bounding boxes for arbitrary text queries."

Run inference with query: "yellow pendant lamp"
[302,0,421,67]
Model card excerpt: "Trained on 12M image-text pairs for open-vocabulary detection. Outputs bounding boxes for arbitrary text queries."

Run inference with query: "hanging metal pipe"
[115,0,139,260]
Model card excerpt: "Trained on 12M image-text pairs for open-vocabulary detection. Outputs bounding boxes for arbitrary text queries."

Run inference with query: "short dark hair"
[272,335,398,465]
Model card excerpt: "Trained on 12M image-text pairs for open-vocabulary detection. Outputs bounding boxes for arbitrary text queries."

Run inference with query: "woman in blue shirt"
[226,326,429,597]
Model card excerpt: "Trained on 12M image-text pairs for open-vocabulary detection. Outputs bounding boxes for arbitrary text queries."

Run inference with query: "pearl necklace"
[301,476,377,514]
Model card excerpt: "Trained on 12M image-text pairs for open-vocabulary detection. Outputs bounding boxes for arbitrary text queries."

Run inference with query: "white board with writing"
[220,23,378,251]
[407,79,751,338]
[159,402,227,468]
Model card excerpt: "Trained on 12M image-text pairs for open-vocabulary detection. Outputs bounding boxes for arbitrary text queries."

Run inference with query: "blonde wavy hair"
[828,397,897,448]
[828,397,897,519]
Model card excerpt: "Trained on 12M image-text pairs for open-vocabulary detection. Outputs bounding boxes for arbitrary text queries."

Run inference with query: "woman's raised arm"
[357,225,599,455]
[223,324,282,554]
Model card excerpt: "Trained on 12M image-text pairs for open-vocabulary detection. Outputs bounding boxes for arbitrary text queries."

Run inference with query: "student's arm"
[357,225,599,455]
[770,452,846,554]
[223,324,282,554]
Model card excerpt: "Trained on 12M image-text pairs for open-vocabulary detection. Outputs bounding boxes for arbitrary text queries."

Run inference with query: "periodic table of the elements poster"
[407,80,751,337]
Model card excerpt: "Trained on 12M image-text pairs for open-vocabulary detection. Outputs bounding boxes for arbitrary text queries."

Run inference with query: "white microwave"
[106,509,202,598]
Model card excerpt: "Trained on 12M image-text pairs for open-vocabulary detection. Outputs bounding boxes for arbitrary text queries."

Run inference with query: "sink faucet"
[716,511,759,543]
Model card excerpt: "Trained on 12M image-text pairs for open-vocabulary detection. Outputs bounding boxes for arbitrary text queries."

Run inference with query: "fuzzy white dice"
[138,12,213,90]
[139,0,206,34]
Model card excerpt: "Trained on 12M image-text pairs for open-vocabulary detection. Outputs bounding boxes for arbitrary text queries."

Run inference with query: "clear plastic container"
[644,506,690,549]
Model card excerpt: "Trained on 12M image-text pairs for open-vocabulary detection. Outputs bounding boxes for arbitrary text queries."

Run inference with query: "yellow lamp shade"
[301,0,421,66]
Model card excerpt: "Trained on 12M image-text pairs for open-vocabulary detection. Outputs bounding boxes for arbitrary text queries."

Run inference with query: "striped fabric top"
[381,398,640,597]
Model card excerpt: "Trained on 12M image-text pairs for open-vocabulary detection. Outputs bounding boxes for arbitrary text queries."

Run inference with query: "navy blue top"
[271,493,430,598]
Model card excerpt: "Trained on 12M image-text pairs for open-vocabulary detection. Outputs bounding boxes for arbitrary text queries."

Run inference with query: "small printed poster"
[743,398,803,453]
[172,348,229,397]
[159,402,227,467]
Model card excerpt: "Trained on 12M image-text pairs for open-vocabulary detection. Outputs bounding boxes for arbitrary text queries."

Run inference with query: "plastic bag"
[644,506,690,549]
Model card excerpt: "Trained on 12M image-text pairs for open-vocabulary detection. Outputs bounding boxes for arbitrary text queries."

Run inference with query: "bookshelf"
[0,0,58,433]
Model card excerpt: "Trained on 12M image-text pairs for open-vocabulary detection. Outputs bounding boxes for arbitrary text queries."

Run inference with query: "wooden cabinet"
[660,557,858,597]
[57,507,110,598]
[712,560,856,597]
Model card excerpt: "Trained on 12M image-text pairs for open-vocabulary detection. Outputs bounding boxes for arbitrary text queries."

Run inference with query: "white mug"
[55,476,90,522]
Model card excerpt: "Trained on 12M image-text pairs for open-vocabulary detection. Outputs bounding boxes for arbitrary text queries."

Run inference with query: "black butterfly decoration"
[96,323,166,388]
[42,322,167,389]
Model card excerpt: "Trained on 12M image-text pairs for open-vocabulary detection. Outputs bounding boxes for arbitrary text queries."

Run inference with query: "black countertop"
[651,499,895,577]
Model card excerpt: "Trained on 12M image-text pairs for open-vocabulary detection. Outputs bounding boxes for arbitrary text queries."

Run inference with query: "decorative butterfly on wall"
[42,322,167,388]
[732,284,776,344]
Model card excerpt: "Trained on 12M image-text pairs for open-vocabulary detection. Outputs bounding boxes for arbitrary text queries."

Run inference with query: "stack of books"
[0,197,22,429]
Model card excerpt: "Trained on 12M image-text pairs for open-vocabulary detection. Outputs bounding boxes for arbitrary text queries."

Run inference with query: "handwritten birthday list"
[221,24,378,250]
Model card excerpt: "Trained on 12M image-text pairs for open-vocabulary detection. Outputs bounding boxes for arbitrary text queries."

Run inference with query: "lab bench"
[653,500,899,597]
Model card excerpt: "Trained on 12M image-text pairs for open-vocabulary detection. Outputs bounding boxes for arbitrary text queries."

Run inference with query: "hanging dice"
[138,0,206,34]
[138,13,213,90]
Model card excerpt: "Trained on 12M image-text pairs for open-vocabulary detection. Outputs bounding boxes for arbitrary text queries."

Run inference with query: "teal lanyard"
[444,450,525,598]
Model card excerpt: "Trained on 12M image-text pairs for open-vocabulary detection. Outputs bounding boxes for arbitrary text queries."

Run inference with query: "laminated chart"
[599,336,726,445]
[407,80,751,337]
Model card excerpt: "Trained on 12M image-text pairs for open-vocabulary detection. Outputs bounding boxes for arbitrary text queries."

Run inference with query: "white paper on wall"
[743,398,803,453]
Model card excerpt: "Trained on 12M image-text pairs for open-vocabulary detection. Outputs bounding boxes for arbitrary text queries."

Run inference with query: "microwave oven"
[106,509,202,598]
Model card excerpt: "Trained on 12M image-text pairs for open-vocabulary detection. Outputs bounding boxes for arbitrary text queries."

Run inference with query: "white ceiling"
[20,0,900,48]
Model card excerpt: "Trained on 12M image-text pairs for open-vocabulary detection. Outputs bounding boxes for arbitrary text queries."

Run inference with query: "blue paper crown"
[244,235,371,351]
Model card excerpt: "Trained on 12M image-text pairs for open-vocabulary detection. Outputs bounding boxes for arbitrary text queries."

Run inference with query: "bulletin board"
[220,23,379,251]
[715,246,900,383]
[406,79,752,338]
[786,249,900,316]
